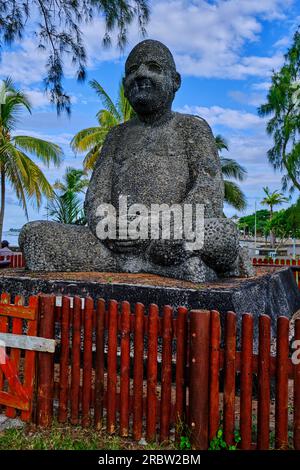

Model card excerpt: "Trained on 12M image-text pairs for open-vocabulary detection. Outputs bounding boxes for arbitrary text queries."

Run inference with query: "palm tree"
[0,77,63,240]
[261,186,288,247]
[258,29,300,193]
[71,80,135,170]
[46,167,89,224]
[215,134,247,211]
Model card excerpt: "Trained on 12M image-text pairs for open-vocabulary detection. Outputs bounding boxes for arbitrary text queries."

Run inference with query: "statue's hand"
[105,238,150,254]
[147,239,188,266]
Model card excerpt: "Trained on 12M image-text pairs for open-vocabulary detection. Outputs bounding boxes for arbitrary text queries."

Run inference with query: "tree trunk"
[282,141,300,192]
[0,168,6,242]
[269,206,276,249]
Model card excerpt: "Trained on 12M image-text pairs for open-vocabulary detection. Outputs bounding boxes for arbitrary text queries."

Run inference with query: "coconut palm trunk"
[0,167,5,241]
[269,205,275,248]
[261,187,288,250]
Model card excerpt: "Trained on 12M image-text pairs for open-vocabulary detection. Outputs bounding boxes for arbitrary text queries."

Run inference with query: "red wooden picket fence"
[23,294,300,450]
[2,292,300,449]
[0,293,39,421]
[47,297,191,443]
[253,257,300,267]
[209,310,300,450]
[253,257,300,289]
[0,253,24,268]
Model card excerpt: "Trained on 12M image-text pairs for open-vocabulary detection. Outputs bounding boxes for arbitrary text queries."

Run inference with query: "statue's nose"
[134,63,148,78]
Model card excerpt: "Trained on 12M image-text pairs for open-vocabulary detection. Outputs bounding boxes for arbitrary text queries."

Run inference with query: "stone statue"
[19,39,253,282]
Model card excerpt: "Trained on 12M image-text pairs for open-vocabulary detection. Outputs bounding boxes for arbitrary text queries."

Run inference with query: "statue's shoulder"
[173,112,212,135]
[109,117,139,134]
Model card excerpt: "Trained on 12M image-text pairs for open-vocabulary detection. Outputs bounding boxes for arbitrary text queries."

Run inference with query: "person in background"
[0,240,13,267]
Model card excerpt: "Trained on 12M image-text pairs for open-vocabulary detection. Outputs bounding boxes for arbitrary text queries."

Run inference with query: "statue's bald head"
[125,40,177,75]
[124,39,181,120]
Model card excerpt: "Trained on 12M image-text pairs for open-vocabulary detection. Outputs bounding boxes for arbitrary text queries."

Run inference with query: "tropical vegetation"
[215,134,248,211]
[258,27,300,193]
[238,197,300,248]
[46,167,89,225]
[261,186,288,247]
[238,209,270,237]
[0,0,150,114]
[71,80,135,170]
[0,78,63,240]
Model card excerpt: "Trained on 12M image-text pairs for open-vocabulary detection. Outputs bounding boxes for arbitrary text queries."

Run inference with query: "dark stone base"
[0,267,299,347]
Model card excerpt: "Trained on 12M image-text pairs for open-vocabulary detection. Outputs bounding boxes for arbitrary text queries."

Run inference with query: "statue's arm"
[182,116,224,217]
[146,116,225,266]
[84,128,116,238]
[181,116,239,270]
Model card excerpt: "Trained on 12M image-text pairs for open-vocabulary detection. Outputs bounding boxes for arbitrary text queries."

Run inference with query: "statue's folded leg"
[200,218,254,277]
[19,221,117,272]
[116,251,218,283]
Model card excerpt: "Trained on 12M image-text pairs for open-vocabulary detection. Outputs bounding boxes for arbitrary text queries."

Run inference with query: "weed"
[209,428,241,451]
[175,417,192,450]
[180,436,191,450]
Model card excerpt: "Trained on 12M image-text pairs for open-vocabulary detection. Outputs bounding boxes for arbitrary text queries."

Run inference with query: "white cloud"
[229,90,266,107]
[144,0,291,79]
[274,36,291,48]
[81,19,124,67]
[79,0,290,79]
[0,0,293,86]
[24,89,78,109]
[0,38,47,85]
[252,81,271,91]
[24,89,50,108]
[218,130,289,216]
[179,104,264,129]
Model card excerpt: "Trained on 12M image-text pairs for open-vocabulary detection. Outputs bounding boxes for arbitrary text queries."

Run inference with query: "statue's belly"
[111,150,189,208]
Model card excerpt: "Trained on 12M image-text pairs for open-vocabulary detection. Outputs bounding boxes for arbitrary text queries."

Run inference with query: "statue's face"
[124,42,181,116]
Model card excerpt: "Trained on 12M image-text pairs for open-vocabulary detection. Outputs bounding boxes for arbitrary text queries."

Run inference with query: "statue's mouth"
[135,78,153,92]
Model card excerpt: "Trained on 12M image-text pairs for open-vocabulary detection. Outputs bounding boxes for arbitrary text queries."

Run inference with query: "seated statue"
[19,39,253,282]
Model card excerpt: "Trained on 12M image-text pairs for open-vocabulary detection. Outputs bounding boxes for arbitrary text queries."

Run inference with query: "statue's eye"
[128,65,138,74]
[146,62,162,72]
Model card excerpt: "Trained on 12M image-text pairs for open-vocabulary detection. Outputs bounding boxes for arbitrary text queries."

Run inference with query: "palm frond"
[215,134,229,152]
[71,128,107,153]
[89,79,121,121]
[0,78,31,130]
[83,145,102,170]
[224,180,247,211]
[71,127,105,152]
[221,157,247,181]
[117,80,135,122]
[96,109,119,128]
[13,135,63,167]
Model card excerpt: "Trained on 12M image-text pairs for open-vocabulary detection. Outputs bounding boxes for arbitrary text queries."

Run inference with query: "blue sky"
[1,0,300,231]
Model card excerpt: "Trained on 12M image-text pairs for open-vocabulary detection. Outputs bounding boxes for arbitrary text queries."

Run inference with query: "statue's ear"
[174,72,181,93]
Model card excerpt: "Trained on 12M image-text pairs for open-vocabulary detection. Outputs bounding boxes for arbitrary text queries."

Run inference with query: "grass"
[0,422,179,450]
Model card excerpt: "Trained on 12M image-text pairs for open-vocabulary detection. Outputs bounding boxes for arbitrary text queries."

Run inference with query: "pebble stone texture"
[19,39,254,282]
